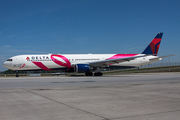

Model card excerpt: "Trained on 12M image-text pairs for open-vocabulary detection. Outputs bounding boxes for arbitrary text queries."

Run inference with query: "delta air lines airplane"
[3,33,174,77]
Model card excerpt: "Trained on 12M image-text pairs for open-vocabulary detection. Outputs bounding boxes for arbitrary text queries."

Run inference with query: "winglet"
[142,33,163,55]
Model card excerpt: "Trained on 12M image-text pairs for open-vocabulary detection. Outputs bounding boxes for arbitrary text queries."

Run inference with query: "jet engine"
[75,64,90,73]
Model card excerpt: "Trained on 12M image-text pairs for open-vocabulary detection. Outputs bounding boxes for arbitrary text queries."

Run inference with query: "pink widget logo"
[51,54,71,68]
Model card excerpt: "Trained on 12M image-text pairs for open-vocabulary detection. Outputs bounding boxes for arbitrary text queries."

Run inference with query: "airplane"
[3,33,175,77]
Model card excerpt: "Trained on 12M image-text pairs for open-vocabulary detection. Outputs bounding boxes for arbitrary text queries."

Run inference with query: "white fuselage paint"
[3,54,161,71]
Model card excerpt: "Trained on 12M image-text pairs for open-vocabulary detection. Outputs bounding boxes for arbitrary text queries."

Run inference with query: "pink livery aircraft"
[3,33,175,77]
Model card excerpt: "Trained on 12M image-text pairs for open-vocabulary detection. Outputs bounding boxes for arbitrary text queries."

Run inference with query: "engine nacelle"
[75,64,90,73]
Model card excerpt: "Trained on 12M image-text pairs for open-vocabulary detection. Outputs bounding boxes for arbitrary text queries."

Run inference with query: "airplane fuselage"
[3,33,173,77]
[3,53,161,71]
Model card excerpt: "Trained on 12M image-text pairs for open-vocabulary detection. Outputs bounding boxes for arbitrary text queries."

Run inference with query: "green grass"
[103,66,180,75]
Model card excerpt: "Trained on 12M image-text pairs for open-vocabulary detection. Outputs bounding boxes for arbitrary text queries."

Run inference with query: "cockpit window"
[7,59,13,61]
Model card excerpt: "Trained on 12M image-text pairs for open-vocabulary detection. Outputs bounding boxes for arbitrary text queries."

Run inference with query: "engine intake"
[75,64,90,73]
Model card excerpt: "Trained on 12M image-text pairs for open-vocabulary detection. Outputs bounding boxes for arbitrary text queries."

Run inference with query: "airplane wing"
[88,54,145,67]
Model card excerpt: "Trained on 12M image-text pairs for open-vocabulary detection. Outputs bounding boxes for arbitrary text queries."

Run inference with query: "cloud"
[2,45,12,48]
[9,34,17,38]
[37,15,48,20]
[71,37,89,42]
[61,21,69,25]
[0,45,47,56]
[0,29,8,35]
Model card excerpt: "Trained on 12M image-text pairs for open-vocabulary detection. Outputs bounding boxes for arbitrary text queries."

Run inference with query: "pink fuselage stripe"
[51,54,71,68]
[32,62,52,70]
[20,63,26,69]
[107,54,138,60]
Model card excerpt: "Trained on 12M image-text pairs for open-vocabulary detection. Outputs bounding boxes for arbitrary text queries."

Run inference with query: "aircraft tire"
[15,71,19,77]
[85,72,93,76]
[94,72,103,76]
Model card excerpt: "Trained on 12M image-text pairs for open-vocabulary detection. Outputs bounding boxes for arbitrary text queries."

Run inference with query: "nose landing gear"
[15,71,19,77]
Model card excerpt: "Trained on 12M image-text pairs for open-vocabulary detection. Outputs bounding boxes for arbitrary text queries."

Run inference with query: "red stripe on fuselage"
[20,63,26,69]
[32,62,52,70]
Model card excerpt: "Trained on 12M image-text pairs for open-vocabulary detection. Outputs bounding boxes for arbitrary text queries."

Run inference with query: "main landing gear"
[85,72,103,76]
[94,67,103,76]
[94,72,103,76]
[85,72,93,76]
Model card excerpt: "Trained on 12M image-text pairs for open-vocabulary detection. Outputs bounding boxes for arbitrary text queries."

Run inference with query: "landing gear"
[93,67,103,76]
[85,72,103,76]
[85,72,93,76]
[15,71,19,77]
[94,72,103,76]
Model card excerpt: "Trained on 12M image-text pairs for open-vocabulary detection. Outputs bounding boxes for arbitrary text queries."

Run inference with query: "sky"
[0,0,180,71]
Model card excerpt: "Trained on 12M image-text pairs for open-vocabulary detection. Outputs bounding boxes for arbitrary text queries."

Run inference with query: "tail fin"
[142,33,163,55]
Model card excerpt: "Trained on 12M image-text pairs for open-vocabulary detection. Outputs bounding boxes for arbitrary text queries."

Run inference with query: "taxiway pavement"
[0,73,180,120]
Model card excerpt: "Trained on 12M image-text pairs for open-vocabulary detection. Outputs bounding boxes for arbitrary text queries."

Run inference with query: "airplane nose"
[3,61,11,69]
[3,62,8,68]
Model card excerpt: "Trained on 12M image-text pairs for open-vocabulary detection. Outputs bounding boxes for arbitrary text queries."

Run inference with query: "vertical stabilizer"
[142,33,163,55]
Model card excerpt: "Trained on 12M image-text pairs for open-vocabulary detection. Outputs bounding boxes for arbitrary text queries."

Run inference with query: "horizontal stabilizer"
[159,54,176,58]
[149,54,176,61]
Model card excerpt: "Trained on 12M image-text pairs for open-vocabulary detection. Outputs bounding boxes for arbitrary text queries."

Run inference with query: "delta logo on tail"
[142,33,163,55]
